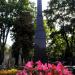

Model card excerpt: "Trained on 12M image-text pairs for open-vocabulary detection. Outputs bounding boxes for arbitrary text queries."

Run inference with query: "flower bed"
[0,69,18,75]
[16,60,73,75]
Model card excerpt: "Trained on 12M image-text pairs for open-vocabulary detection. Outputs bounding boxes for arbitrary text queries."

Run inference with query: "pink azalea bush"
[16,60,73,75]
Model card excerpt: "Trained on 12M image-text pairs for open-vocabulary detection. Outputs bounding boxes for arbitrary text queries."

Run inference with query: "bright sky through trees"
[30,0,50,10]
[6,0,50,46]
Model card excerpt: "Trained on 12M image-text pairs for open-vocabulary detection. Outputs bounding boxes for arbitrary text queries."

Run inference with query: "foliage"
[11,0,34,65]
[0,0,16,65]
[44,0,75,64]
[0,0,35,65]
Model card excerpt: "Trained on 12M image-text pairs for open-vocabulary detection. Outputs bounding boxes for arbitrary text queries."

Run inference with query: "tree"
[11,0,34,65]
[44,0,75,64]
[0,0,34,65]
[0,0,15,64]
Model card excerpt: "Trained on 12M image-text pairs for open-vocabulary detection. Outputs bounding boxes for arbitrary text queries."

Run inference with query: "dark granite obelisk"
[34,0,47,63]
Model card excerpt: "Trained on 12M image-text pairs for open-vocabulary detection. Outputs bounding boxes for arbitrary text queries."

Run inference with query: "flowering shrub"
[0,69,18,75]
[16,60,73,75]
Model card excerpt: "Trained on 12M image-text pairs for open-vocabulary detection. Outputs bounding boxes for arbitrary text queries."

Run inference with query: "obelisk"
[34,0,47,63]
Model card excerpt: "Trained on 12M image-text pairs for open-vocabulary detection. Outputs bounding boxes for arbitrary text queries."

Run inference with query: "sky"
[30,0,50,10]
[6,0,50,46]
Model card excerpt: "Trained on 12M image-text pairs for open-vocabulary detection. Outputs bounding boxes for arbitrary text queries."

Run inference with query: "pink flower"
[22,70,27,75]
[47,72,52,75]
[68,71,73,75]
[52,64,56,70]
[36,60,42,65]
[58,71,63,75]
[56,62,64,72]
[25,61,33,68]
[63,68,70,75]
[47,63,52,69]
[39,72,43,75]
[42,63,48,71]
[36,60,43,70]
[16,70,27,75]
[17,71,23,75]
[17,60,73,75]
[36,64,43,70]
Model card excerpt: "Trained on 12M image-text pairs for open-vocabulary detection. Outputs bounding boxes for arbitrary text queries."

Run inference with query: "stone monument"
[34,0,47,63]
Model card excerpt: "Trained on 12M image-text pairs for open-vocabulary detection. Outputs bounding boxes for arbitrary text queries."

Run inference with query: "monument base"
[33,48,47,63]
